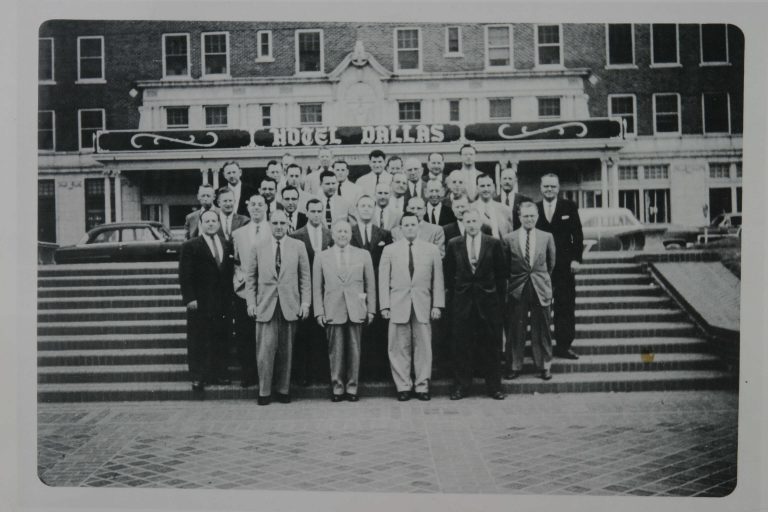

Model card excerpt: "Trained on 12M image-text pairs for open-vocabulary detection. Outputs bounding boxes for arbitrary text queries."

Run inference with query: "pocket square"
[561,215,570,219]
[378,241,386,246]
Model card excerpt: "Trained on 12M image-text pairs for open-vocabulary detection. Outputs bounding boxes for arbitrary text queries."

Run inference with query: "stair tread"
[571,336,707,345]
[39,319,186,327]
[577,273,649,279]
[38,295,182,303]
[38,348,187,357]
[39,285,179,292]
[576,284,659,290]
[577,322,695,330]
[40,262,178,270]
[576,308,679,315]
[575,296,670,303]
[38,333,186,341]
[39,364,188,374]
[39,307,186,315]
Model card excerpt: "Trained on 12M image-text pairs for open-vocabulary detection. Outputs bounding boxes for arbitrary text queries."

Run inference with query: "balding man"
[304,147,334,196]
[404,157,426,200]
[444,169,467,208]
[373,182,403,231]
[184,184,219,240]
[393,197,446,258]
[494,167,530,231]
[425,152,446,185]
[424,180,456,227]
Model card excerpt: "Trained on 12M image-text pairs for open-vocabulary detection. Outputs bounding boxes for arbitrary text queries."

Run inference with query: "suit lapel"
[476,235,489,271]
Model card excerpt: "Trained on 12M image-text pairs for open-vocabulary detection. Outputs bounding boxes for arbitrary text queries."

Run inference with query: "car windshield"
[154,225,174,241]
[88,229,119,244]
[122,227,159,242]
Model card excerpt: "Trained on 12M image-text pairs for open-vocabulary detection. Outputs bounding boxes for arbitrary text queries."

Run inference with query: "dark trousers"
[552,269,576,351]
[451,304,502,395]
[361,315,390,381]
[293,306,330,384]
[187,308,230,383]
[233,296,256,384]
[507,281,554,371]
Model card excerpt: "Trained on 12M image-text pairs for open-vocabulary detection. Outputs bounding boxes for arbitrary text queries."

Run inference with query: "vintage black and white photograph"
[20,3,763,508]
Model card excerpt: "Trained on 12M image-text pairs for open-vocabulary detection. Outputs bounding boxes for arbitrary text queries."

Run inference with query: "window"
[645,189,671,223]
[261,105,272,127]
[84,178,106,230]
[489,98,512,119]
[709,162,731,179]
[165,107,189,128]
[38,180,56,243]
[618,165,639,180]
[300,103,323,124]
[700,24,729,64]
[535,24,562,66]
[205,105,228,127]
[449,100,460,122]
[77,36,105,81]
[619,190,640,220]
[486,25,513,68]
[398,101,421,122]
[644,164,669,180]
[608,94,636,135]
[651,24,679,66]
[202,32,229,77]
[606,24,634,66]
[736,162,742,178]
[39,38,54,82]
[78,109,105,151]
[702,92,730,134]
[256,31,273,61]
[296,30,323,74]
[581,190,603,207]
[445,26,462,56]
[582,168,601,182]
[38,111,55,151]
[395,28,421,71]
[538,97,561,118]
[653,93,681,135]
[122,227,157,242]
[163,34,190,78]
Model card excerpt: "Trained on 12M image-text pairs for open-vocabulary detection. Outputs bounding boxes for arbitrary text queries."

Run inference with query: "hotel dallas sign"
[95,119,622,152]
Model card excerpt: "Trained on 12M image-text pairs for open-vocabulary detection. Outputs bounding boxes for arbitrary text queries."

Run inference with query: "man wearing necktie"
[179,210,234,393]
[318,170,355,229]
[280,186,308,233]
[379,213,444,401]
[504,201,556,380]
[259,177,279,219]
[373,182,402,231]
[245,210,311,406]
[443,208,507,401]
[457,144,484,202]
[535,174,583,361]
[216,188,249,241]
[472,174,513,239]
[183,184,219,240]
[221,160,258,216]
[355,149,393,198]
[404,157,425,200]
[494,167,531,231]
[424,180,457,227]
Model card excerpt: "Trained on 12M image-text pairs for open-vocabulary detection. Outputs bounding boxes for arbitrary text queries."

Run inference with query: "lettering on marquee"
[253,124,462,148]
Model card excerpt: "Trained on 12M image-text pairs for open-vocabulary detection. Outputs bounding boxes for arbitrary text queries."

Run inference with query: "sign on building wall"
[252,124,462,148]
[97,130,252,152]
[464,120,623,142]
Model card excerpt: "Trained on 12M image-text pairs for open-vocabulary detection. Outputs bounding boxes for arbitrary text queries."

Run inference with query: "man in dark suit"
[184,184,218,240]
[259,177,280,218]
[443,194,492,243]
[494,167,531,231]
[221,160,258,216]
[216,188,249,242]
[535,173,583,360]
[289,198,333,386]
[504,201,557,380]
[424,180,457,227]
[178,210,234,392]
[279,186,308,232]
[443,208,507,401]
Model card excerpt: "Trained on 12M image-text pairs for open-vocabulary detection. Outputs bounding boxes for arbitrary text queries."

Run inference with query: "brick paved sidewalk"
[38,391,737,496]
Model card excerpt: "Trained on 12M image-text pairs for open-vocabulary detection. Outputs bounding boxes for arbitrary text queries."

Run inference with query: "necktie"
[410,183,415,196]
[326,197,332,228]
[525,229,531,266]
[408,242,414,279]
[546,201,554,222]
[275,240,282,274]
[288,213,294,233]
[375,173,380,185]
[379,208,384,228]
[505,193,511,207]
[361,225,368,248]
[210,236,222,267]
[225,215,232,238]
[469,236,478,273]
[430,207,437,225]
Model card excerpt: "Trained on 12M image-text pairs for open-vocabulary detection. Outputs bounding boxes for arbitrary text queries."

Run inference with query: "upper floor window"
[300,103,323,125]
[78,109,105,151]
[489,98,512,119]
[205,105,229,128]
[651,24,680,66]
[535,24,563,66]
[702,92,731,134]
[296,30,323,74]
[256,30,273,62]
[39,38,54,82]
[608,94,636,135]
[201,32,229,77]
[709,162,731,179]
[606,24,635,67]
[644,164,670,180]
[700,24,729,65]
[261,105,272,127]
[398,101,422,122]
[618,165,639,180]
[538,97,561,118]
[448,99,460,122]
[77,36,105,82]
[736,162,742,178]
[445,26,462,56]
[485,25,513,69]
[395,28,421,72]
[163,34,190,78]
[653,93,681,135]
[165,107,189,128]
[38,111,55,151]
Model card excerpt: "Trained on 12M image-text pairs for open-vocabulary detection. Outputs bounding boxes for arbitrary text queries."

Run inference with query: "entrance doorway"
[708,187,732,223]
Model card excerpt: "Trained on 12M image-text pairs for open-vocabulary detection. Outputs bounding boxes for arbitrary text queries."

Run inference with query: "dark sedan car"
[580,208,665,253]
[54,222,183,264]
[662,213,741,249]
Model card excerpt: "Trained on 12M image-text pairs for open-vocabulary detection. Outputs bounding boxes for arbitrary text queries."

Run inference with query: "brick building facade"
[38,20,744,245]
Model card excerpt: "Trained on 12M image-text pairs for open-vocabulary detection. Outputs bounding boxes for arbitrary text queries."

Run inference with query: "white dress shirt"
[543,199,557,223]
[427,203,442,224]
[357,222,372,245]
[228,181,242,209]
[500,189,515,207]
[476,200,500,238]
[203,233,224,262]
[220,212,234,239]
[457,221,466,237]
[465,233,482,267]
[391,195,405,213]
[307,223,323,252]
[408,180,421,198]
[519,228,536,268]
[334,245,350,269]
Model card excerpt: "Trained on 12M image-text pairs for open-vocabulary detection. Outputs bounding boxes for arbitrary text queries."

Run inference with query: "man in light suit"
[184,184,219,240]
[318,170,356,229]
[313,220,376,402]
[356,149,392,197]
[494,167,531,231]
[393,197,446,258]
[216,188,249,242]
[333,160,362,206]
[379,213,444,401]
[245,210,311,405]
[289,198,334,386]
[373,182,402,231]
[472,174,514,239]
[231,194,271,388]
[303,147,334,196]
[504,201,556,380]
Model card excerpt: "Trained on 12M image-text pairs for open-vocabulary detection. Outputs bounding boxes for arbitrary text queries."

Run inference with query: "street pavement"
[38,390,737,496]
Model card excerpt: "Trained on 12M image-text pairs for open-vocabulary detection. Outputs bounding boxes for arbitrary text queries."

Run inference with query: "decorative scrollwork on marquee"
[497,122,588,140]
[130,132,219,149]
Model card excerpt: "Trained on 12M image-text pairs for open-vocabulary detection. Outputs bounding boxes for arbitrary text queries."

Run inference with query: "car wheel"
[664,241,683,250]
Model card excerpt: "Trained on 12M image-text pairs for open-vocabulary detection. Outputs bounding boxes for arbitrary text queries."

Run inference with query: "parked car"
[579,208,663,253]
[662,213,741,249]
[54,222,183,264]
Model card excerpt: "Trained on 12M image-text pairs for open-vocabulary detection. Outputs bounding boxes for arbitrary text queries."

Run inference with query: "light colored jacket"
[313,246,376,324]
[231,220,271,299]
[392,221,446,258]
[504,228,556,306]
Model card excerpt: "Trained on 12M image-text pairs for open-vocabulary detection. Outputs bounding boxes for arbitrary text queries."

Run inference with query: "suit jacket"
[406,179,427,202]
[313,246,376,324]
[494,191,532,230]
[178,235,234,317]
[217,213,250,241]
[443,234,507,326]
[355,170,393,197]
[536,198,584,270]
[303,166,331,196]
[338,180,362,206]
[374,204,402,231]
[289,224,333,269]
[318,194,357,226]
[423,203,457,227]
[471,199,514,238]
[391,221,446,258]
[378,239,445,324]
[231,220,272,299]
[230,183,258,217]
[350,223,392,272]
[389,193,411,215]
[504,228,556,306]
[244,236,311,322]
[184,206,220,240]
[458,168,484,202]
[443,222,492,245]
[285,211,308,232]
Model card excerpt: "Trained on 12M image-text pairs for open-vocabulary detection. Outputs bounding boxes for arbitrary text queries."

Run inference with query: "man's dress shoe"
[275,393,291,404]
[489,391,506,400]
[397,391,411,402]
[540,369,553,381]
[192,381,205,392]
[449,389,464,400]
[331,394,344,403]
[415,392,431,401]
[504,370,521,380]
[555,349,579,360]
[257,395,271,406]
[345,393,359,402]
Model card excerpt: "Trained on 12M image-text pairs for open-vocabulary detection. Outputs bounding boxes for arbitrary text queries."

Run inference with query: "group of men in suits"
[178,152,583,404]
